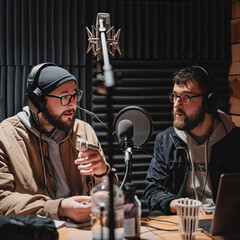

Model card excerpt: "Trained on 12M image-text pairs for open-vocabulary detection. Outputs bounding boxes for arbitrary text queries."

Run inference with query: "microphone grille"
[118,119,134,139]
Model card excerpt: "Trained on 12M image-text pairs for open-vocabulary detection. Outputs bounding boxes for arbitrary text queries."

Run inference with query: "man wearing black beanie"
[0,63,115,222]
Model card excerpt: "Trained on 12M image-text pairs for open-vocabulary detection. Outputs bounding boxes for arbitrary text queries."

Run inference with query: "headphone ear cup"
[25,87,44,116]
[205,92,220,114]
[25,62,56,116]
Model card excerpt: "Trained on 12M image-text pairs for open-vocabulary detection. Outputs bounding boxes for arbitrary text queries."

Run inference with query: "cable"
[77,105,108,130]
[143,217,178,225]
[199,136,210,202]
[39,130,53,198]
[119,163,130,190]
[141,223,178,232]
[68,137,79,155]
[141,217,179,231]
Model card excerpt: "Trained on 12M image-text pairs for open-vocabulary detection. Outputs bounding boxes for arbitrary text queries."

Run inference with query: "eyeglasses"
[169,92,205,104]
[46,89,83,106]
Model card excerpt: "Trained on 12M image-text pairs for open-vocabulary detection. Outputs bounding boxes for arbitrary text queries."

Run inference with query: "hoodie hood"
[17,106,69,144]
[174,110,235,147]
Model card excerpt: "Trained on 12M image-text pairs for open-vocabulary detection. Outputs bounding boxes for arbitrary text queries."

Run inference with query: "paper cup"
[176,199,202,240]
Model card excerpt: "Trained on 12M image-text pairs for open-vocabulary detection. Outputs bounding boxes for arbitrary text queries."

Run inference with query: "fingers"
[77,160,104,174]
[75,150,99,166]
[74,150,97,174]
[58,196,92,222]
[71,195,91,203]
[74,149,107,176]
[169,198,190,213]
[77,149,98,162]
[199,205,207,215]
[170,198,207,216]
[169,199,179,213]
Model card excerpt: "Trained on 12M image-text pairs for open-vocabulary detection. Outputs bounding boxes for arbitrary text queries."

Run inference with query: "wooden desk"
[141,215,213,240]
[58,215,213,240]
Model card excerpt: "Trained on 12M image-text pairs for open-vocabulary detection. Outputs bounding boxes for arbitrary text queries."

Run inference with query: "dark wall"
[0,0,87,119]
[0,0,231,215]
[87,0,231,215]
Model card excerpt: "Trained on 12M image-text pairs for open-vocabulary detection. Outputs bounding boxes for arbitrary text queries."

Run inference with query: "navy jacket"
[143,126,240,214]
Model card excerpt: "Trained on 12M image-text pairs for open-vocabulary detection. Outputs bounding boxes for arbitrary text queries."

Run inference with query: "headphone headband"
[195,65,220,115]
[25,62,57,117]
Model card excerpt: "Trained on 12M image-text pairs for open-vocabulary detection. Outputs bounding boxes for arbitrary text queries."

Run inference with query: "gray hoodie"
[17,106,72,198]
[174,111,235,213]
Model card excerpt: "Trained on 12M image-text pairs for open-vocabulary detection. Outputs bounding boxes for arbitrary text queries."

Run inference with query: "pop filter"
[113,106,153,149]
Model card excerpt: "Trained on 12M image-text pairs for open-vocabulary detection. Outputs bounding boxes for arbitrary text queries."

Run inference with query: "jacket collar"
[170,129,187,150]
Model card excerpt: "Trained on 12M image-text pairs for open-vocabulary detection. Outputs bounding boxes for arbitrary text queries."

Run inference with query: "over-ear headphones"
[195,66,220,115]
[25,62,57,117]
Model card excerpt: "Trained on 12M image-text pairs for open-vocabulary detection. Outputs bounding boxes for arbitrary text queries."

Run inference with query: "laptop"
[198,173,240,239]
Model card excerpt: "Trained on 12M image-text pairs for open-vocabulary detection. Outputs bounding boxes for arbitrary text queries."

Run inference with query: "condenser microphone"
[76,138,99,152]
[86,12,121,91]
[86,12,121,60]
[118,119,134,163]
[96,13,111,72]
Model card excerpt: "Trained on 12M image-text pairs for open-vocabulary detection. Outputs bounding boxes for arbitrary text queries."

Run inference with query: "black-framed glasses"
[46,89,83,106]
[169,92,205,105]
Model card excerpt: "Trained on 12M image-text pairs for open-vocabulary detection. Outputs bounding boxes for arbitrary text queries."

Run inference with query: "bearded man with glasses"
[143,65,240,216]
[0,63,116,223]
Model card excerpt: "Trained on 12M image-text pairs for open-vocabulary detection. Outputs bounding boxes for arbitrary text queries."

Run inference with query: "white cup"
[176,199,202,240]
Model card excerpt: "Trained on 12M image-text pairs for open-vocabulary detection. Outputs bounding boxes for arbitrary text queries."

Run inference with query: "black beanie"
[37,66,77,95]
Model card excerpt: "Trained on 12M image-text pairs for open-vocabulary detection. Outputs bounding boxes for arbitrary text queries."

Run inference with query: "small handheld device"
[65,219,92,229]
[76,138,99,152]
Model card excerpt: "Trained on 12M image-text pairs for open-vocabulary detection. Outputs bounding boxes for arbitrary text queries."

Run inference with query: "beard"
[42,105,76,132]
[173,105,205,131]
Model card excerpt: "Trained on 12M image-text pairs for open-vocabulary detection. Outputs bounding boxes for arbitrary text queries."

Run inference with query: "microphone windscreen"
[118,119,134,139]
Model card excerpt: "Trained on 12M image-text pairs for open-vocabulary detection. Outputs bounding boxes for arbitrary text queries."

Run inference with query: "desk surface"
[58,215,216,240]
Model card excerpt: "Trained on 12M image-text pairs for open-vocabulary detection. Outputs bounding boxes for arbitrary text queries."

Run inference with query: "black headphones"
[196,66,220,115]
[25,62,57,117]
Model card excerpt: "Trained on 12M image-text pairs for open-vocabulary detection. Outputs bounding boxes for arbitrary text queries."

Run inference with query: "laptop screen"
[199,173,240,237]
[211,173,240,236]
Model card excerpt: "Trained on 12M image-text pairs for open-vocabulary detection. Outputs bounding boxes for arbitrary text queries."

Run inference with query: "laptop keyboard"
[198,219,212,233]
[199,223,211,233]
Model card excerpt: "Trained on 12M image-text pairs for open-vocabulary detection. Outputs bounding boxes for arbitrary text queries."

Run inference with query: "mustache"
[60,109,76,117]
[172,108,185,117]
[62,109,75,114]
[175,108,184,114]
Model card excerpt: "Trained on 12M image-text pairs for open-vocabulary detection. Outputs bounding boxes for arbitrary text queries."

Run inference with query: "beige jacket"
[0,113,110,220]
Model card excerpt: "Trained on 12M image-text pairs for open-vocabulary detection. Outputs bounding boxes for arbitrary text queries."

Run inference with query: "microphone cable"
[119,161,130,190]
[38,129,56,198]
[77,105,108,130]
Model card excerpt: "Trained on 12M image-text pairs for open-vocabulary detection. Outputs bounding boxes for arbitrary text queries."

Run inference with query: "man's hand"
[74,149,107,176]
[169,198,184,213]
[58,196,91,222]
[169,198,207,215]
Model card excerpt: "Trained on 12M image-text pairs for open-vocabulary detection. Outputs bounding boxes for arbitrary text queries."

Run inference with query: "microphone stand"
[98,18,115,240]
